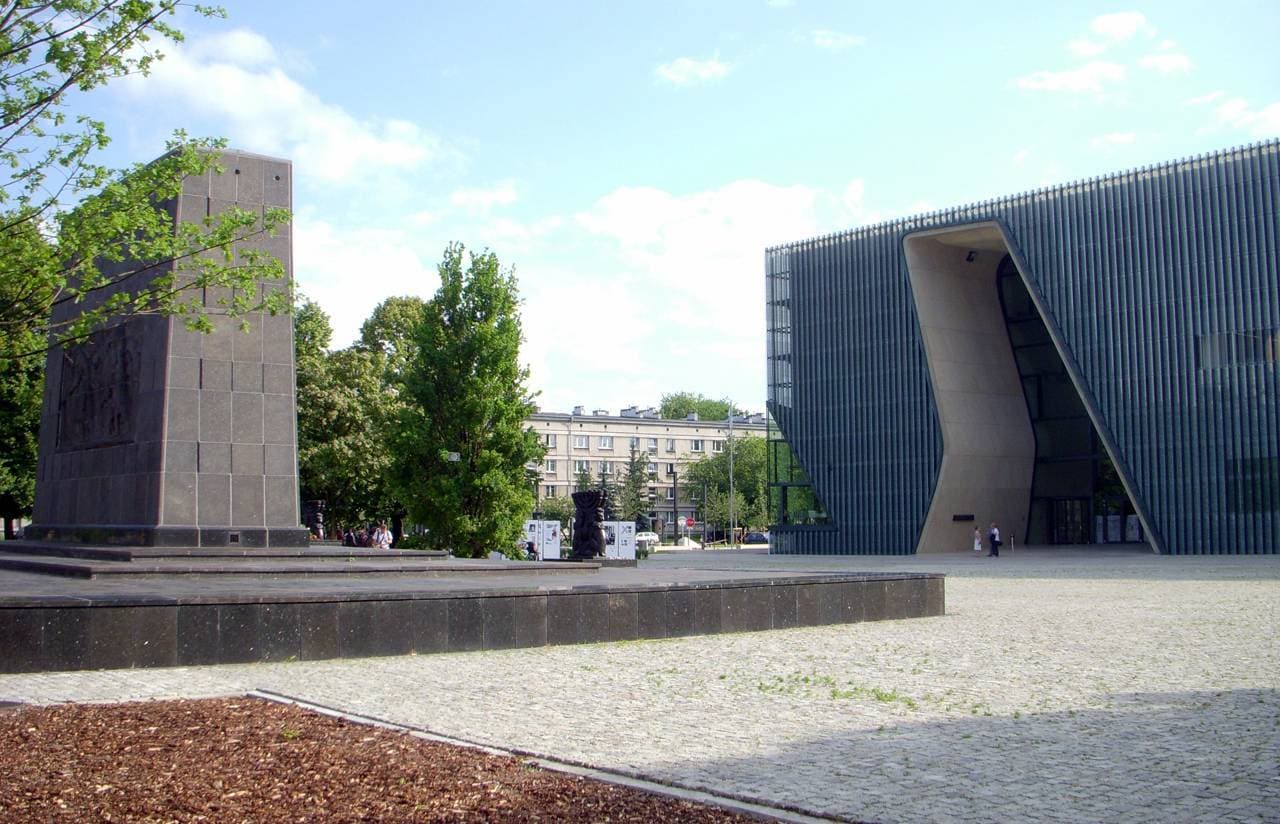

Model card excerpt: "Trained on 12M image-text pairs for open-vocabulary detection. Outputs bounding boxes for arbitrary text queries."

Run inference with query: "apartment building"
[528,406,765,535]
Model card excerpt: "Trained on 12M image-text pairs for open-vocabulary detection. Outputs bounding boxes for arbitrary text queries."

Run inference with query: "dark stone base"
[23,524,311,548]
[0,573,944,673]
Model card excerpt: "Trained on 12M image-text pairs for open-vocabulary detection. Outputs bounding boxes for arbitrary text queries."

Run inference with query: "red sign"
[685,517,695,527]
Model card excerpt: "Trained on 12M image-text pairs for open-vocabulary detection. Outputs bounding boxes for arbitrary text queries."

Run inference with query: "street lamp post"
[728,409,736,545]
[671,466,679,543]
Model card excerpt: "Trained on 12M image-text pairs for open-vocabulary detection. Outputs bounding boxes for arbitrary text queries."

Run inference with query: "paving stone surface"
[2,547,1277,823]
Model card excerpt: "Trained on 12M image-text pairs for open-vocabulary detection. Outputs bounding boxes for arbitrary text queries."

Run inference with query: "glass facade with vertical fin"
[766,141,1279,555]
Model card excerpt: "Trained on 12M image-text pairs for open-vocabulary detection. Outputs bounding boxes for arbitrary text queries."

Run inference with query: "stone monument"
[570,489,607,560]
[26,150,308,548]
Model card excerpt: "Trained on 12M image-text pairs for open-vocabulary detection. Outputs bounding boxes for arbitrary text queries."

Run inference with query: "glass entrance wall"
[996,255,1134,544]
[766,413,829,528]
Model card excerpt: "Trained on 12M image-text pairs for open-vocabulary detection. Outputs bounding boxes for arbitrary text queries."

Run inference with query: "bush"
[397,532,431,550]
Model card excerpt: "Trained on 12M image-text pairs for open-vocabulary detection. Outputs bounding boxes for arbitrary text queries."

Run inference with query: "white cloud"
[1067,38,1107,58]
[654,56,732,85]
[293,216,438,348]
[1013,148,1030,165]
[810,30,867,51]
[188,28,277,67]
[1090,12,1152,41]
[549,177,875,410]
[1015,61,1125,94]
[1213,98,1280,137]
[118,29,448,185]
[1138,53,1193,74]
[450,181,519,215]
[1185,90,1224,106]
[505,178,885,412]
[1090,132,1137,148]
[479,216,564,254]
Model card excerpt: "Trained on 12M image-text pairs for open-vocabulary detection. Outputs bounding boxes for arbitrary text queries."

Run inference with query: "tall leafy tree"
[617,447,652,524]
[574,467,594,492]
[659,392,742,422]
[683,435,769,529]
[539,495,574,530]
[0,325,41,538]
[0,3,289,360]
[359,296,427,381]
[389,244,542,558]
[295,297,402,534]
[596,468,621,520]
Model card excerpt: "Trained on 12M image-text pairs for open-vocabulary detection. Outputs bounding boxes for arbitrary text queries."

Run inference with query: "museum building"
[765,141,1278,555]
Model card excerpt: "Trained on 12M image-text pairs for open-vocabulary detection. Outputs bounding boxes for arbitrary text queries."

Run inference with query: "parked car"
[635,531,660,546]
[743,531,770,545]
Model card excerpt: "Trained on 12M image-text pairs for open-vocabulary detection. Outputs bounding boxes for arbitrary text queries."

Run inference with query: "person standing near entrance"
[987,522,1001,557]
[973,527,983,554]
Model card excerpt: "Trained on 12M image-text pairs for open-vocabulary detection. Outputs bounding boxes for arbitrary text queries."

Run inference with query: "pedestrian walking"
[973,527,983,555]
[987,522,1002,557]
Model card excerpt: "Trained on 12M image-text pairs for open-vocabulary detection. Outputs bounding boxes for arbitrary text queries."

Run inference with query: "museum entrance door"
[997,255,1136,546]
[1051,498,1091,545]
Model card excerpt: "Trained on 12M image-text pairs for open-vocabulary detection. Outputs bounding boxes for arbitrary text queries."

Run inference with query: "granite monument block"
[27,150,307,548]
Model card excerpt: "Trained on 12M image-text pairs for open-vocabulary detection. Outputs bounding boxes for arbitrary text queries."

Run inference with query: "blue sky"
[90,1,1279,413]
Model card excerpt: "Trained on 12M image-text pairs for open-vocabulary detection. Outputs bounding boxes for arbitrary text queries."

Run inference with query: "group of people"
[973,523,1003,556]
[333,521,393,549]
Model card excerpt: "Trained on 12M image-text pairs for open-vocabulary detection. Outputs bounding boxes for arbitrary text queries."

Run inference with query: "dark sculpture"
[570,489,607,560]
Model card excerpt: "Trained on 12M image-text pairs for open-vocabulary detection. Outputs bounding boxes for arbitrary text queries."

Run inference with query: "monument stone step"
[0,550,597,579]
[0,541,448,562]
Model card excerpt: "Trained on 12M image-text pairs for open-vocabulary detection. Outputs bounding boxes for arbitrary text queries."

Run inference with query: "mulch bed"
[0,697,755,822]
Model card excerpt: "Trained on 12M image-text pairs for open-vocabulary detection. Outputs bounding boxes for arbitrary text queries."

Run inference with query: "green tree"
[389,244,542,558]
[596,468,621,520]
[658,392,742,422]
[0,3,289,360]
[683,435,768,530]
[294,298,397,533]
[574,467,593,491]
[700,486,747,537]
[539,495,574,530]
[359,296,427,381]
[0,326,41,538]
[617,447,652,524]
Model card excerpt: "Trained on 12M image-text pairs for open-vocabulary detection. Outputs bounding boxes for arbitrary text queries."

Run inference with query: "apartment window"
[574,435,589,449]
[544,485,557,498]
[666,487,675,500]
[599,435,613,449]
[712,440,725,453]
[665,438,676,452]
[647,438,658,452]
[544,459,557,473]
[599,460,613,475]
[647,462,657,473]
[629,436,640,449]
[691,439,704,452]
[666,463,675,475]
[574,460,590,473]
[544,433,557,447]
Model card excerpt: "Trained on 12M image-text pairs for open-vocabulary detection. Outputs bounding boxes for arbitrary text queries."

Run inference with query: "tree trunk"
[391,511,403,547]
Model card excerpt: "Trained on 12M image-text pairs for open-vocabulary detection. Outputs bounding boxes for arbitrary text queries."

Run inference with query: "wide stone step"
[0,552,597,579]
[0,541,447,562]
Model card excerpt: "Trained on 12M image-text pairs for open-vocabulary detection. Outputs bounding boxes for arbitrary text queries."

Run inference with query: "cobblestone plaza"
[2,549,1276,823]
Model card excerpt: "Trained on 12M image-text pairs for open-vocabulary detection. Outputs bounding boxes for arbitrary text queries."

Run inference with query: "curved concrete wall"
[904,226,1032,552]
